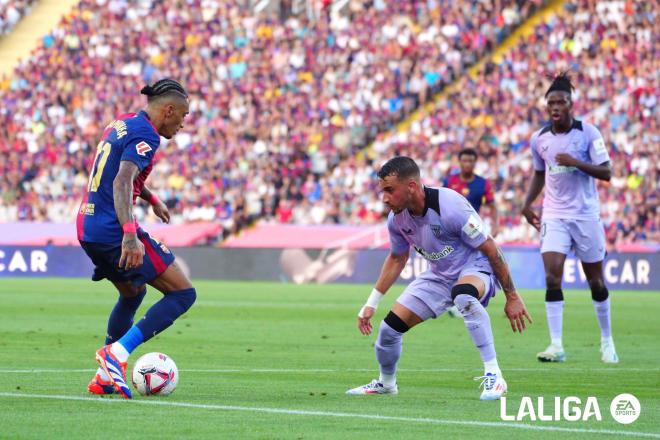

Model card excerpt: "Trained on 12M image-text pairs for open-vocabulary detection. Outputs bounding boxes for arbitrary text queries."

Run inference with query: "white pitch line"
[0,392,658,439]
[0,367,657,374]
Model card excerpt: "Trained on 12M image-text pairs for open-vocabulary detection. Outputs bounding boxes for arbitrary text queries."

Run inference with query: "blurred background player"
[77,79,197,398]
[443,148,499,237]
[522,72,618,364]
[346,157,531,400]
[444,148,499,318]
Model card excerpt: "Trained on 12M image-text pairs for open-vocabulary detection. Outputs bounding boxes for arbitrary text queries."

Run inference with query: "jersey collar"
[138,110,159,135]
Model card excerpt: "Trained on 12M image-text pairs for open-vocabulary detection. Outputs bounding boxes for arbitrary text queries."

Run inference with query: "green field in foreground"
[0,278,658,439]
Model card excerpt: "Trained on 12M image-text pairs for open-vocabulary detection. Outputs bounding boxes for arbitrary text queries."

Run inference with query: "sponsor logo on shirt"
[462,214,484,239]
[548,164,577,174]
[79,203,95,215]
[136,141,152,156]
[413,245,454,260]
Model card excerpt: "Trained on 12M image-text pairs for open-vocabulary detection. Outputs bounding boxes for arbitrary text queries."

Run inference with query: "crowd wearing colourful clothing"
[0,0,35,35]
[0,0,542,238]
[280,0,658,250]
[0,0,656,249]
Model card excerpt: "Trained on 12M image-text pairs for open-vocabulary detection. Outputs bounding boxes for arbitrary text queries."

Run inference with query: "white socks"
[379,372,396,387]
[484,358,501,375]
[593,298,612,339]
[545,301,564,347]
[110,342,130,362]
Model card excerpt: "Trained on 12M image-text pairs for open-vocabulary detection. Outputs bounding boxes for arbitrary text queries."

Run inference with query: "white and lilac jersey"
[388,187,490,281]
[531,120,610,220]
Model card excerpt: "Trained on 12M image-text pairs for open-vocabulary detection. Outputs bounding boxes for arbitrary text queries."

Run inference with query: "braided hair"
[545,71,574,98]
[140,78,188,102]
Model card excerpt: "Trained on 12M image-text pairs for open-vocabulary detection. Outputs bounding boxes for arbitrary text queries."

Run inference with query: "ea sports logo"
[610,394,640,424]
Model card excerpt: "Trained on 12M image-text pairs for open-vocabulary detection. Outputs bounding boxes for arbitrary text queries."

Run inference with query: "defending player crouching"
[346,157,532,400]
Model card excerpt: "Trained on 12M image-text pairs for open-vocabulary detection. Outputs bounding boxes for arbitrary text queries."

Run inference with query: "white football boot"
[537,343,566,362]
[475,372,507,400]
[600,338,619,363]
[346,379,398,395]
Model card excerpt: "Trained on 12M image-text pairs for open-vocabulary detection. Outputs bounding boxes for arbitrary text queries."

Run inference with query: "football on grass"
[132,352,179,396]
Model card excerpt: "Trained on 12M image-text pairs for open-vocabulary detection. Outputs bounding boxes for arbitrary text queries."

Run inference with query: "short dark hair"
[377,156,420,180]
[140,78,188,103]
[458,148,478,159]
[545,71,574,98]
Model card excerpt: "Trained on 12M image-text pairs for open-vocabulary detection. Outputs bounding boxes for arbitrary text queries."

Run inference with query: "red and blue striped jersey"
[77,111,161,243]
[443,173,494,214]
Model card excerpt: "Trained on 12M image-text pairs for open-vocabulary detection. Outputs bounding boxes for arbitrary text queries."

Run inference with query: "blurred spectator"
[0,0,35,35]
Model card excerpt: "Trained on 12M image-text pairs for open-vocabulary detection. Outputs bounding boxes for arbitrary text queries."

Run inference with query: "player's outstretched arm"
[521,170,545,231]
[114,161,145,270]
[357,251,409,336]
[478,238,532,333]
[140,186,170,223]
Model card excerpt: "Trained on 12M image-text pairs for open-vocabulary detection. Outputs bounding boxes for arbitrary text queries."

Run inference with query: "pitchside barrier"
[0,246,657,291]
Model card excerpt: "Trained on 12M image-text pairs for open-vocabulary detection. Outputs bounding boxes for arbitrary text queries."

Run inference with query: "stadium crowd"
[0,0,656,249]
[269,0,659,250]
[0,0,542,233]
[0,0,35,35]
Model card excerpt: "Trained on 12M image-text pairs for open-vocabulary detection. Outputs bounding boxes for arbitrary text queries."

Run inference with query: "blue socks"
[136,288,197,343]
[111,288,196,361]
[105,288,147,344]
[116,326,145,355]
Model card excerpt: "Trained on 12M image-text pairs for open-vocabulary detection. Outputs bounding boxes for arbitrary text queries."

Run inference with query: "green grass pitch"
[0,278,658,439]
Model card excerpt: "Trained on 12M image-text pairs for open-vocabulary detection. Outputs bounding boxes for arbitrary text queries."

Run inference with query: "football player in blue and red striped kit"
[77,79,196,399]
[443,148,498,237]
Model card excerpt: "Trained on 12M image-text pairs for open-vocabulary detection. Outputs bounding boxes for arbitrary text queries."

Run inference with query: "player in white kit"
[522,72,618,364]
[346,157,532,400]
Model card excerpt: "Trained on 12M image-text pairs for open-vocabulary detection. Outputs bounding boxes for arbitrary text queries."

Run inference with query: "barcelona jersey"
[443,174,494,213]
[76,111,161,243]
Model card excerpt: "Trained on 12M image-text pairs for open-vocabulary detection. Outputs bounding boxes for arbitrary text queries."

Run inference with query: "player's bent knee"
[451,284,480,302]
[383,311,410,334]
[545,274,562,290]
[590,285,609,302]
[180,287,196,311]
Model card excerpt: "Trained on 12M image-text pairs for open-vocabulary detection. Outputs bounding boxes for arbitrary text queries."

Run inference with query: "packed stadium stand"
[0,0,656,250]
[0,0,36,35]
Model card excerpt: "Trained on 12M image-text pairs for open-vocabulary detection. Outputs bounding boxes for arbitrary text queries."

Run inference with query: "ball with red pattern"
[131,352,179,396]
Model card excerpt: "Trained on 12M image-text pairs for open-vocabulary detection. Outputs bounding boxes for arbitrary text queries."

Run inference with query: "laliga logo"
[500,396,602,422]
[500,394,641,424]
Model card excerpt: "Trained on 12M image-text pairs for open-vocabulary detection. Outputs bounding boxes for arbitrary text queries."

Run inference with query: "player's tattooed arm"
[478,238,532,332]
[480,238,516,295]
[113,161,140,227]
[114,161,144,269]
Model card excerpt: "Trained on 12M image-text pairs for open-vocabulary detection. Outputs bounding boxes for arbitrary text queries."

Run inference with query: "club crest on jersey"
[430,225,442,238]
[135,141,152,156]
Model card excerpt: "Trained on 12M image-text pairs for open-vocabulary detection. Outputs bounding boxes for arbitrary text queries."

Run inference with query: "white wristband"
[358,288,384,318]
